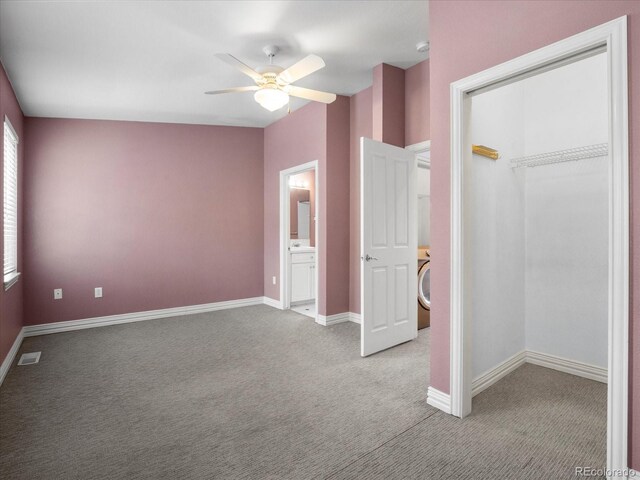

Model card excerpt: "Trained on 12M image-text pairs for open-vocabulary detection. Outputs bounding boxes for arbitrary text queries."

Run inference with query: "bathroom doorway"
[279,161,319,322]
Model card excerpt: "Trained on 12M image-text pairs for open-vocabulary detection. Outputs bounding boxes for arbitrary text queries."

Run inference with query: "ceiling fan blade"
[288,86,336,104]
[204,86,260,95]
[278,54,326,84]
[214,54,263,82]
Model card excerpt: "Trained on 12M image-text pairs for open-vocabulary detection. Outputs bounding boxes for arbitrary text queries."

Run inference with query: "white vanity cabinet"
[290,252,315,303]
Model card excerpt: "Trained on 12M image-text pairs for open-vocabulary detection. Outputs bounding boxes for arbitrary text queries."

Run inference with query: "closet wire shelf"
[510,143,608,168]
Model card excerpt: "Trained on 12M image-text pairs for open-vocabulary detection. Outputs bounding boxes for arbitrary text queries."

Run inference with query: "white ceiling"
[0,1,428,128]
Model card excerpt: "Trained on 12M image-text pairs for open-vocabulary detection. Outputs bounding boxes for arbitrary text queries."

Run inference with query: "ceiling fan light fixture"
[254,87,289,112]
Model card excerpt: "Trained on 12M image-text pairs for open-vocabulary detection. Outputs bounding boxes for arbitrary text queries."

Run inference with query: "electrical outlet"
[272,276,277,285]
[53,288,63,300]
[95,287,103,298]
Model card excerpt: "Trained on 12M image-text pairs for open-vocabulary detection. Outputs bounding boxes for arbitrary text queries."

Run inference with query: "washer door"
[418,260,430,310]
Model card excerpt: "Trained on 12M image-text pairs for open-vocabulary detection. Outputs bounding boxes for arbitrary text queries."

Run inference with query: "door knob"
[364,254,379,262]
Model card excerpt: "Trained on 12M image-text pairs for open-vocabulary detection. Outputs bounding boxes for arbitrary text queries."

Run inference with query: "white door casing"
[448,16,628,476]
[360,137,418,357]
[279,161,319,320]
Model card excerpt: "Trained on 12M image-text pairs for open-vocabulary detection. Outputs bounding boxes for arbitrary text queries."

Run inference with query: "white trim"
[471,350,607,398]
[316,312,351,326]
[406,140,431,168]
[279,161,319,322]
[426,386,451,414]
[0,328,24,386]
[262,296,283,309]
[3,271,20,291]
[449,16,629,474]
[628,469,639,479]
[405,140,431,153]
[316,312,361,326]
[472,351,527,397]
[23,297,265,337]
[526,351,608,384]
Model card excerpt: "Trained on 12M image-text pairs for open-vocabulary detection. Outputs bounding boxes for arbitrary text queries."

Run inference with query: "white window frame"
[4,116,20,290]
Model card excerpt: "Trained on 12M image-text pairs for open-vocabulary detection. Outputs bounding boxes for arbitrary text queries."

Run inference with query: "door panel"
[394,161,409,246]
[371,267,389,330]
[394,264,409,324]
[361,138,417,356]
[291,262,312,302]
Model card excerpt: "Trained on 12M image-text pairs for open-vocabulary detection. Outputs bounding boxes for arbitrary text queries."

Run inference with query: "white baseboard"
[317,312,351,326]
[263,296,283,309]
[427,386,451,414]
[316,312,362,326]
[23,296,266,337]
[470,349,608,398]
[526,350,607,384]
[472,350,527,397]
[0,328,25,386]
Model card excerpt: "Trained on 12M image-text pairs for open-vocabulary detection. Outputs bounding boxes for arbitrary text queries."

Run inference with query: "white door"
[360,137,417,356]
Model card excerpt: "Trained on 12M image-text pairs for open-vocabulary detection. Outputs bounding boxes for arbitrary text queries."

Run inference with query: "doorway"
[448,17,628,474]
[407,141,432,330]
[279,161,319,322]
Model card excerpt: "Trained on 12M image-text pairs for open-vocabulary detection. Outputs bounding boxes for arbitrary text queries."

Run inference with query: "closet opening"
[447,17,629,475]
[469,50,609,465]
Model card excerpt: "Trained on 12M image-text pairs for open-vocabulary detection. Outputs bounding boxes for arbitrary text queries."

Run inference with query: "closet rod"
[510,143,608,168]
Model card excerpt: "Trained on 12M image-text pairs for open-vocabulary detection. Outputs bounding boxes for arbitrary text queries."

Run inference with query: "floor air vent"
[18,352,41,366]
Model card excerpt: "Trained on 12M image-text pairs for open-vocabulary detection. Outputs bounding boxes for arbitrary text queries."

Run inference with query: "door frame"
[406,141,431,247]
[449,16,628,473]
[279,160,319,321]
[406,139,431,169]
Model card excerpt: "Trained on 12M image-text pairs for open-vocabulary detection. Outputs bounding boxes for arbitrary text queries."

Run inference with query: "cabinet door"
[291,263,311,302]
[309,264,316,300]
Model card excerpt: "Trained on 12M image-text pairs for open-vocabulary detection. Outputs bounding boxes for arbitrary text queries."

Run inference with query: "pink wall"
[263,98,350,316]
[0,62,24,363]
[23,118,264,325]
[324,96,351,315]
[405,59,430,146]
[373,64,406,148]
[429,0,640,468]
[263,102,326,306]
[349,87,373,314]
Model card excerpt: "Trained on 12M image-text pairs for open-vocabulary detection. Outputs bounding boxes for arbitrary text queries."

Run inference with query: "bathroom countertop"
[290,246,315,253]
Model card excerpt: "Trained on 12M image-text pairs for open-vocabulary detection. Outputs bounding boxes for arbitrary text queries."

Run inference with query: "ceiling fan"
[205,46,337,112]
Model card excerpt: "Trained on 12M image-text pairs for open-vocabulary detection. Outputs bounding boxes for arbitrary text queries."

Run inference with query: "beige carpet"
[0,305,606,479]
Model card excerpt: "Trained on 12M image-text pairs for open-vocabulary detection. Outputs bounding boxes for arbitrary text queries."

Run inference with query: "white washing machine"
[418,247,430,329]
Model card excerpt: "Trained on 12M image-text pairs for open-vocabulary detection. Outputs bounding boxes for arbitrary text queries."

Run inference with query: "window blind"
[4,118,18,278]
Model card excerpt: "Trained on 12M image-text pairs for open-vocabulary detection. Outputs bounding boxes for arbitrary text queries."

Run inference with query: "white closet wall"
[469,53,608,380]
[524,54,608,368]
[469,82,526,378]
